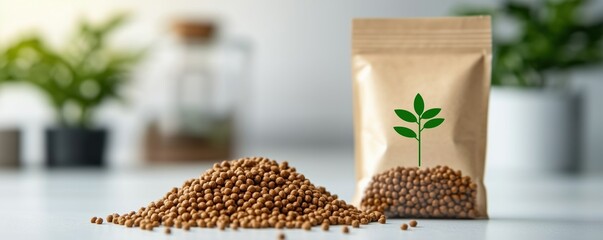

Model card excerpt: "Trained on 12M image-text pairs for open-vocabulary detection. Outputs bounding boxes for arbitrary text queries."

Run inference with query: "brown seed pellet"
[401,223,408,230]
[409,220,418,227]
[96,218,103,224]
[360,166,477,218]
[278,232,286,240]
[95,157,380,232]
[342,226,350,234]
[302,221,311,231]
[378,216,386,224]
[106,215,113,223]
[165,228,171,234]
[352,220,360,228]
[321,222,329,231]
[90,217,97,224]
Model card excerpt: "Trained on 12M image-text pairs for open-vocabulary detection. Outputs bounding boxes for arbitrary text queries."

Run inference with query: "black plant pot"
[46,127,107,167]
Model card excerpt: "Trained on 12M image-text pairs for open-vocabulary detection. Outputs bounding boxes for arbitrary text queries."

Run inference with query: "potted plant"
[456,0,603,173]
[0,14,141,167]
[0,41,22,167]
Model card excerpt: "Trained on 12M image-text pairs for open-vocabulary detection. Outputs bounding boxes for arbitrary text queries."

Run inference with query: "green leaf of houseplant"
[424,118,445,129]
[394,109,417,123]
[414,93,424,115]
[393,126,417,138]
[421,108,441,119]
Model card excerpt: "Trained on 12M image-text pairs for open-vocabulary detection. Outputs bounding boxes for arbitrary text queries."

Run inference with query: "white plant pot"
[487,87,579,174]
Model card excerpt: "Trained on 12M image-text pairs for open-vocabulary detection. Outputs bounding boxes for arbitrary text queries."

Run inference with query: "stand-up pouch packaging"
[352,17,491,218]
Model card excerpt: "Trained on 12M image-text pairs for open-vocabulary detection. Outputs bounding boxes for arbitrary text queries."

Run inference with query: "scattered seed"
[95,218,103,224]
[409,220,418,227]
[342,226,350,233]
[401,223,408,230]
[352,220,360,228]
[321,222,329,231]
[106,215,113,223]
[90,217,97,224]
[378,216,386,224]
[278,232,286,240]
[165,228,171,234]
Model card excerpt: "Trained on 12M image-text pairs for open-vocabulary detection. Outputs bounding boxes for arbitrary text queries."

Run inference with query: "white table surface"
[1,149,602,240]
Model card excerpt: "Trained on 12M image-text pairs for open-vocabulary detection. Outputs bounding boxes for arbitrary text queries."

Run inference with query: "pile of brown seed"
[360,166,477,218]
[96,157,384,231]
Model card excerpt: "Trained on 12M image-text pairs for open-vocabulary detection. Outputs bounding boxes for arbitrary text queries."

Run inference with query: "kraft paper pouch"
[352,17,491,218]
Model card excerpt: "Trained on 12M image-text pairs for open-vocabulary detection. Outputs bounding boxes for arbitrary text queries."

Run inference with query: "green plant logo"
[393,93,445,167]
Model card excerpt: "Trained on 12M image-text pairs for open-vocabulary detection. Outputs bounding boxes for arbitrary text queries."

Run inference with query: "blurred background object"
[0,128,20,167]
[0,14,141,167]
[459,0,603,88]
[457,0,603,174]
[144,18,249,163]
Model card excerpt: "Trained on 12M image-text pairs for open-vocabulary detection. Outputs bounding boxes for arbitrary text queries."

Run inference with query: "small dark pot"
[46,127,107,167]
[0,129,20,167]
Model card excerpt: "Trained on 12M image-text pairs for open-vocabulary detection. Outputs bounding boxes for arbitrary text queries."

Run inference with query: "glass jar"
[146,19,250,161]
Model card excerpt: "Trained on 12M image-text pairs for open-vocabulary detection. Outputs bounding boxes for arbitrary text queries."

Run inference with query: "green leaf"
[424,118,445,129]
[393,126,417,138]
[421,108,441,119]
[414,94,424,115]
[394,109,417,123]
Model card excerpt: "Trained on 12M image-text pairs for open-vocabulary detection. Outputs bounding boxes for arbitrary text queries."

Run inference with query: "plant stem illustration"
[393,93,444,167]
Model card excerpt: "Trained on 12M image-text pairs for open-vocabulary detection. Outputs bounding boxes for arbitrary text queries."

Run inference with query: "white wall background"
[0,0,602,171]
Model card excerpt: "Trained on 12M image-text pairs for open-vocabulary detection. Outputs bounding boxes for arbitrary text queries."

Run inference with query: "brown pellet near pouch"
[352,17,491,219]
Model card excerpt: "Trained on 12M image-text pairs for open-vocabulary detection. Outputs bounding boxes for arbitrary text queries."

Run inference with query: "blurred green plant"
[0,13,142,128]
[456,0,603,88]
